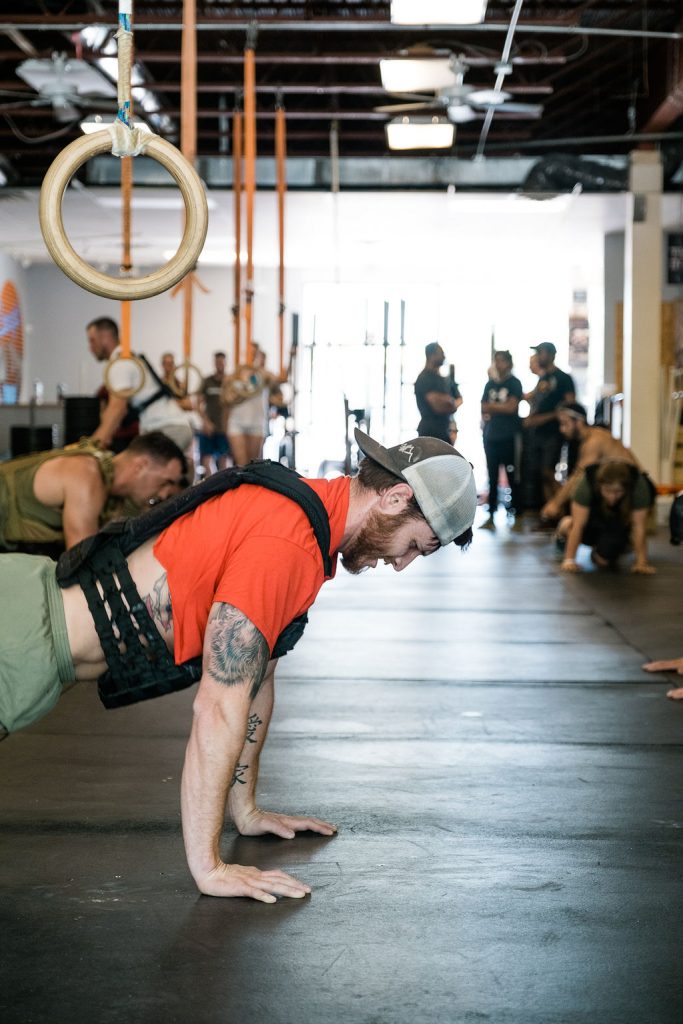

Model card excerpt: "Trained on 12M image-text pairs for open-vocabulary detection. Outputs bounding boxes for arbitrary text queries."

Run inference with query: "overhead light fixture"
[390,1,488,25]
[468,89,511,106]
[386,116,454,150]
[80,114,151,134]
[379,58,455,94]
[447,105,477,124]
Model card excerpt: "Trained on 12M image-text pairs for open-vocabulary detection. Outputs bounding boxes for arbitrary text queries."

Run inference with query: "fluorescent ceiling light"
[163,247,244,263]
[391,1,488,25]
[386,116,454,150]
[100,194,217,211]
[379,58,454,94]
[80,114,151,134]
[79,25,111,52]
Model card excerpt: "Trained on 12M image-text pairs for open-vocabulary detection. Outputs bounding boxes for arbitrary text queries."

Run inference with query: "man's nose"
[393,550,420,572]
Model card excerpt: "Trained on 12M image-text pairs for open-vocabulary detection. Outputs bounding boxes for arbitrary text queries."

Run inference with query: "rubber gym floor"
[1,522,682,1024]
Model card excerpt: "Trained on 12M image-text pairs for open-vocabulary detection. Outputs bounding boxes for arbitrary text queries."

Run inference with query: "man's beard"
[341,507,421,575]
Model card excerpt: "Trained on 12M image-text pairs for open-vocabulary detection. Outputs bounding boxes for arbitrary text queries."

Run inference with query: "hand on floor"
[560,559,581,573]
[642,658,683,675]
[236,807,338,840]
[195,861,311,902]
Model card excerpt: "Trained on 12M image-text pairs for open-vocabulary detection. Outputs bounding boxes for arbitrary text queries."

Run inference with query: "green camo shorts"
[0,554,75,734]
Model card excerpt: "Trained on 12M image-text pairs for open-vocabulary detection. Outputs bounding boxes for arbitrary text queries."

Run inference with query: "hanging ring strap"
[39,132,208,301]
[38,0,208,300]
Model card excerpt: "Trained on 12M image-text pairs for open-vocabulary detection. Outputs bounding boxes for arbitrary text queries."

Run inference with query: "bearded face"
[341,507,439,575]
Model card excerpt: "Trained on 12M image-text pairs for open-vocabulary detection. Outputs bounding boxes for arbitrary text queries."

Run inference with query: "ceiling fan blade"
[496,102,544,116]
[374,101,437,114]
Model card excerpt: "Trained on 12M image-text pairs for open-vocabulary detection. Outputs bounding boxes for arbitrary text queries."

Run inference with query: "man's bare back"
[62,537,173,680]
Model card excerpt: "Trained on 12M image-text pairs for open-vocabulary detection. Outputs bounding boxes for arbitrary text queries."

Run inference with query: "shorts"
[228,424,264,438]
[198,432,230,459]
[0,554,75,734]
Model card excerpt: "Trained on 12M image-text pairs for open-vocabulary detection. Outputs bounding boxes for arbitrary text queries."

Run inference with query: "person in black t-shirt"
[522,342,575,505]
[480,351,524,529]
[414,343,462,443]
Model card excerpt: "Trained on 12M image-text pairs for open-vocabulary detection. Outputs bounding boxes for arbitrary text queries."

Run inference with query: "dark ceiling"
[0,1,682,189]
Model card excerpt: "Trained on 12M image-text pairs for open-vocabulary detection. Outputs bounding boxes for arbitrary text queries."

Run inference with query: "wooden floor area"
[1,518,682,1024]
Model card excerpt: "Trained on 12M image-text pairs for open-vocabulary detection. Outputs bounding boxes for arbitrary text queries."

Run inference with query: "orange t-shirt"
[153,476,350,665]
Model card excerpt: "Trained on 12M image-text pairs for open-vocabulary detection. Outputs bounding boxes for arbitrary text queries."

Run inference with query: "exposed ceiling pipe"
[2,27,37,55]
[475,0,525,159]
[466,130,683,153]
[0,21,680,41]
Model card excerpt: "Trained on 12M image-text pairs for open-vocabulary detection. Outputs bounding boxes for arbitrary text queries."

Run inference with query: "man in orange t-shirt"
[1,430,477,903]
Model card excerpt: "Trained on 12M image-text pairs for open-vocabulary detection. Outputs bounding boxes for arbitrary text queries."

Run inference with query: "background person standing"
[197,352,231,477]
[522,342,575,508]
[480,351,524,530]
[414,343,463,443]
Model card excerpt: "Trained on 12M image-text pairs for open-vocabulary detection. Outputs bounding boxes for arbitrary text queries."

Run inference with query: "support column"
[623,150,662,480]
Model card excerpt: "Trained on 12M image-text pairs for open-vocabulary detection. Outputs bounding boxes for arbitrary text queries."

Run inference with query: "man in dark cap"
[522,342,575,506]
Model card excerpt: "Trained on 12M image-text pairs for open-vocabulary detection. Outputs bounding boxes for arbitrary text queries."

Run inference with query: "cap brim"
[354,428,403,479]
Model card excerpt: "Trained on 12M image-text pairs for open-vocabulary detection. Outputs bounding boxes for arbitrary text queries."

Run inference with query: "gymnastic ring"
[103,353,147,400]
[39,130,209,301]
[174,360,204,397]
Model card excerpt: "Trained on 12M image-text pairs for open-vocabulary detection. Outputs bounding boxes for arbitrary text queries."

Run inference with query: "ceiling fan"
[376,54,543,124]
[0,53,116,123]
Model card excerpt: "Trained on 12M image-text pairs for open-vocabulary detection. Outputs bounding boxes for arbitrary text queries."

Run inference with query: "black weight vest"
[56,461,332,710]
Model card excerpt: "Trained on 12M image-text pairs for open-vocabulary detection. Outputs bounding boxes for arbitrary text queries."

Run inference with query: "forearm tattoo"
[246,713,262,744]
[205,603,269,698]
[231,763,248,788]
[143,576,173,635]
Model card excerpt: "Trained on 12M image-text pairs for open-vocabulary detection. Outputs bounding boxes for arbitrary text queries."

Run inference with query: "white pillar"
[622,150,662,480]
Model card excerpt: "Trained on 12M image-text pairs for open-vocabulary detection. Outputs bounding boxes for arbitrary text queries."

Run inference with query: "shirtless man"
[0,430,477,902]
[0,431,186,550]
[540,403,644,521]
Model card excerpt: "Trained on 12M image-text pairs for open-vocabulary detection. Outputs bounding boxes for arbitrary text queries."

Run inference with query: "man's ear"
[377,482,414,517]
[132,454,151,475]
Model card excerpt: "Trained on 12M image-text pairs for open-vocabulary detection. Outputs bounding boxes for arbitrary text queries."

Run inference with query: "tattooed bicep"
[203,603,269,697]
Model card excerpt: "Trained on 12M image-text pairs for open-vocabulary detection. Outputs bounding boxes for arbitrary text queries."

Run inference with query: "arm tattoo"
[143,576,173,635]
[205,603,269,698]
[231,763,248,788]
[246,713,262,744]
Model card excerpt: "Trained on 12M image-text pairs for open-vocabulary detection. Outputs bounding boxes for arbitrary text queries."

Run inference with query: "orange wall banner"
[0,281,24,396]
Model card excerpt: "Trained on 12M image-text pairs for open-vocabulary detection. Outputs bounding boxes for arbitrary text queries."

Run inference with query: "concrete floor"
[1,517,682,1024]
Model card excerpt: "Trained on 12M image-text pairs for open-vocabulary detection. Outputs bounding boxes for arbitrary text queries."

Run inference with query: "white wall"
[13,191,614,419]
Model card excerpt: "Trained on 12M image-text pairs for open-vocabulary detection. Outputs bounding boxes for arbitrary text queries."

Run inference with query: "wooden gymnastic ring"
[39,130,209,301]
[103,353,147,400]
[174,360,204,397]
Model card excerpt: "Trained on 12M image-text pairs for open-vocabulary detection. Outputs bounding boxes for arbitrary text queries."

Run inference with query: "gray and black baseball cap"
[530,342,557,357]
[354,428,477,546]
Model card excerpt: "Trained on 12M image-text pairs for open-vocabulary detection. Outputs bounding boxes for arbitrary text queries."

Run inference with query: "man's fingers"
[644,659,678,672]
[200,863,311,901]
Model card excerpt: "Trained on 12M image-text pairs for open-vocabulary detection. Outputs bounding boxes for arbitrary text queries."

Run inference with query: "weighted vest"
[56,461,332,709]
